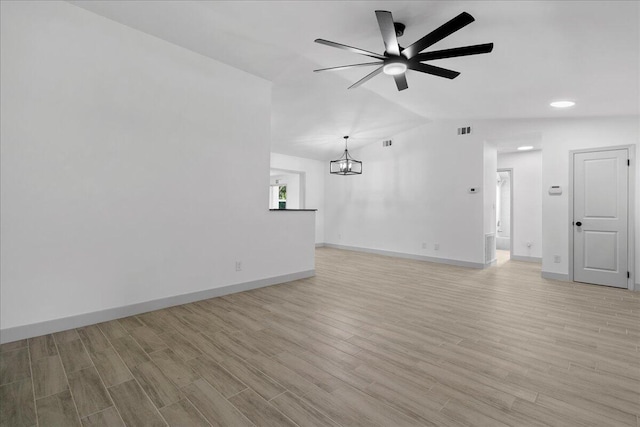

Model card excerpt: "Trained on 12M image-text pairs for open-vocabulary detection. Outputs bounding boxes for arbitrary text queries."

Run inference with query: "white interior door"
[573,149,628,288]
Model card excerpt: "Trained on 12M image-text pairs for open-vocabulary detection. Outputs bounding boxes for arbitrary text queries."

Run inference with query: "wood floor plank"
[67,367,112,418]
[107,379,166,427]
[0,340,28,354]
[96,321,128,341]
[158,332,201,361]
[0,348,30,385]
[0,378,36,427]
[3,248,639,427]
[131,361,183,408]
[130,326,168,354]
[182,378,254,427]
[270,391,340,427]
[215,353,285,401]
[36,390,81,427]
[274,352,345,393]
[90,348,132,388]
[80,406,124,427]
[149,348,200,388]
[245,353,321,398]
[53,329,80,344]
[57,339,92,374]
[28,335,57,361]
[159,399,210,427]
[186,356,246,398]
[228,388,297,427]
[110,335,150,369]
[32,355,67,398]
[117,316,145,332]
[76,326,111,356]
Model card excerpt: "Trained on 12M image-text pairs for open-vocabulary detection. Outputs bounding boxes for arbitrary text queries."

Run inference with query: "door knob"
[575,221,582,227]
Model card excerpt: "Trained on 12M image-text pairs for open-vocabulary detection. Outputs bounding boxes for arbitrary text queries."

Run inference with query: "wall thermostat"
[468,187,480,194]
[548,186,562,195]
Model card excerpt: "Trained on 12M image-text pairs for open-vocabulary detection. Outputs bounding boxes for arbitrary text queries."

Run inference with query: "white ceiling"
[70,1,639,159]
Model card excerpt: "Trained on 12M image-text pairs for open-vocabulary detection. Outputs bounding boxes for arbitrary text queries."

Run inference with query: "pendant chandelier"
[330,136,362,175]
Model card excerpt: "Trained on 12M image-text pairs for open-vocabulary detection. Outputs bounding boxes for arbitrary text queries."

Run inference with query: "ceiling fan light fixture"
[550,100,575,108]
[383,61,407,76]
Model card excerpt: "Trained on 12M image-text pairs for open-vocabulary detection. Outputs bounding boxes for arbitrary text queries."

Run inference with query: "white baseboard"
[0,269,315,344]
[541,271,570,281]
[511,255,542,263]
[323,243,485,269]
[315,243,325,248]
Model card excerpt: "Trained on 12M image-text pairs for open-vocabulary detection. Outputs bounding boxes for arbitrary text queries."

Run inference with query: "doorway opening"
[269,169,305,210]
[270,184,287,209]
[496,169,513,265]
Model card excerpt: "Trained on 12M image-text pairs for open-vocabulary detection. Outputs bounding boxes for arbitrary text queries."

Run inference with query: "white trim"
[511,255,542,263]
[568,145,636,291]
[315,243,325,248]
[542,271,570,281]
[0,269,315,344]
[323,243,486,269]
[497,168,514,259]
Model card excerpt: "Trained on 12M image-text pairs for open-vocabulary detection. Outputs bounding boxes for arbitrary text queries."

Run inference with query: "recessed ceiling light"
[550,100,575,108]
[517,146,534,151]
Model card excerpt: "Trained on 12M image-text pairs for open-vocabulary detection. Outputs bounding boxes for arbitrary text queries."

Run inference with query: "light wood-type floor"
[1,247,639,426]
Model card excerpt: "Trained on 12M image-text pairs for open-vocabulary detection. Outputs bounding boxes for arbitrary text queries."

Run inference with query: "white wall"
[324,122,486,266]
[480,117,638,283]
[498,151,543,259]
[271,153,325,244]
[322,116,637,284]
[0,1,315,335]
[270,172,301,209]
[538,117,638,281]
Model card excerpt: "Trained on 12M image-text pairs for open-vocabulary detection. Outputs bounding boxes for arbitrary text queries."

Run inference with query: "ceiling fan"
[314,10,493,91]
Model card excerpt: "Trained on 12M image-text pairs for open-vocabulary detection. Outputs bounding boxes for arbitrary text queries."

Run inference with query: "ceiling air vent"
[383,139,393,147]
[457,126,471,135]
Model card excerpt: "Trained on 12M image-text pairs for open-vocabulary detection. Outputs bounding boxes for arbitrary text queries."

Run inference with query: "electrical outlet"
[338,233,342,240]
[553,255,561,263]
[434,243,440,251]
[235,261,242,271]
[422,242,427,249]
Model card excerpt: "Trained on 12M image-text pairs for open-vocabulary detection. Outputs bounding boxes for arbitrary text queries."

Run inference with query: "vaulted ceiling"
[71,1,639,159]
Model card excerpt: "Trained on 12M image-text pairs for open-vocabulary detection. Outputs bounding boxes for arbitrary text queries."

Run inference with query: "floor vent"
[485,233,496,264]
[457,126,471,135]
[383,139,393,147]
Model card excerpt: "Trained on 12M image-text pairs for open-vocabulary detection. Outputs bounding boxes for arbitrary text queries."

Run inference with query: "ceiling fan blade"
[408,62,460,79]
[375,10,400,56]
[348,66,384,89]
[313,62,382,72]
[402,12,475,59]
[393,73,408,91]
[315,39,385,60]
[413,43,494,61]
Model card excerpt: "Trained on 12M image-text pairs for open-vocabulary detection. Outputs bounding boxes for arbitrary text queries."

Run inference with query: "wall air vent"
[383,139,393,147]
[457,126,471,135]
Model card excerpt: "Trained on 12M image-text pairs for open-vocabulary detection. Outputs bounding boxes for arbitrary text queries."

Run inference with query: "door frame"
[568,145,635,290]
[497,168,514,260]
